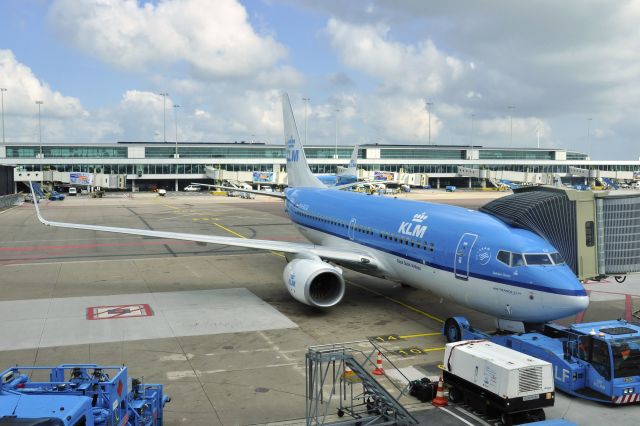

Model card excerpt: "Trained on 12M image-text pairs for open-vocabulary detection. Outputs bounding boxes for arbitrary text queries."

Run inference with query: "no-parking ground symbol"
[87,304,153,320]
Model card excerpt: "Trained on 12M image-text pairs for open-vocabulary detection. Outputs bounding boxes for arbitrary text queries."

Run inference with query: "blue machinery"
[444,317,640,404]
[0,364,170,425]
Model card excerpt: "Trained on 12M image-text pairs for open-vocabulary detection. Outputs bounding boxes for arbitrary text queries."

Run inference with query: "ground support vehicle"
[0,364,170,425]
[444,317,640,404]
[443,340,554,425]
[48,191,65,201]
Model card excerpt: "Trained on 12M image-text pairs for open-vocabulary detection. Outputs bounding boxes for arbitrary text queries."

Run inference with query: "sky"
[1,0,639,160]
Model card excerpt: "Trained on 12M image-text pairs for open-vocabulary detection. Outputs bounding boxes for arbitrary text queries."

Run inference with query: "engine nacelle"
[283,259,345,308]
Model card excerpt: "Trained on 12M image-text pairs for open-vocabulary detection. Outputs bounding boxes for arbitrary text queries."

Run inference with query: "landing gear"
[444,318,462,343]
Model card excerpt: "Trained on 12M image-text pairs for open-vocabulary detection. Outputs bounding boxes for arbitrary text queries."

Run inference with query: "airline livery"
[30,93,588,331]
[315,145,358,187]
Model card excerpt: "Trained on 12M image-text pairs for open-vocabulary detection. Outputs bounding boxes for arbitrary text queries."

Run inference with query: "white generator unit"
[443,340,554,425]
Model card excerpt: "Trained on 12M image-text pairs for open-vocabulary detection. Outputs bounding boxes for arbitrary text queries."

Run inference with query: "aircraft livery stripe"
[291,218,587,297]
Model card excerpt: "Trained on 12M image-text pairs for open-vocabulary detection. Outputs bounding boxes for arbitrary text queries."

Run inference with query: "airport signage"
[70,172,93,185]
[252,171,274,183]
[374,171,394,181]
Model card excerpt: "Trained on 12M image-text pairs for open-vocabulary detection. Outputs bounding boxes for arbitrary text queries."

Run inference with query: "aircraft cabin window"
[550,252,565,265]
[497,250,510,265]
[524,253,553,266]
[429,243,434,252]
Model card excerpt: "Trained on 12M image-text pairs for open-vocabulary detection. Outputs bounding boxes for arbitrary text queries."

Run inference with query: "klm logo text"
[398,212,428,238]
[287,137,299,162]
[398,222,427,238]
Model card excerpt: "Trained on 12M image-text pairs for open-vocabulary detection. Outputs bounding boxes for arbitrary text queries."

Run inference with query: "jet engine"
[283,258,345,308]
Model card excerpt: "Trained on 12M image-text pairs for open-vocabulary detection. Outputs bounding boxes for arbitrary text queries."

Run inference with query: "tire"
[448,386,463,403]
[444,318,462,343]
[501,412,512,426]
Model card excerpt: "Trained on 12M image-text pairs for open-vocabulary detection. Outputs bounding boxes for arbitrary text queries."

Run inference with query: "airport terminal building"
[1,142,639,191]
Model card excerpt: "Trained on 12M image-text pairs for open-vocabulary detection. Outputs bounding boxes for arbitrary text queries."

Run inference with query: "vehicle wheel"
[337,409,344,418]
[500,412,512,426]
[448,386,463,403]
[524,409,545,422]
[444,318,462,343]
[615,276,626,283]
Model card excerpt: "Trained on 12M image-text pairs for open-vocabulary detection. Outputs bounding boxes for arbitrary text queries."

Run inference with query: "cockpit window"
[497,250,510,266]
[525,253,553,266]
[510,253,524,267]
[497,251,525,267]
[550,252,565,265]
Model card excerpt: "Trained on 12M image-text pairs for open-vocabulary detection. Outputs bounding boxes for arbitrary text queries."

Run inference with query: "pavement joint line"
[348,281,444,324]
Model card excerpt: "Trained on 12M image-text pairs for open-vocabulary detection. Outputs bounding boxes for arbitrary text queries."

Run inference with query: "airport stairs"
[306,342,417,425]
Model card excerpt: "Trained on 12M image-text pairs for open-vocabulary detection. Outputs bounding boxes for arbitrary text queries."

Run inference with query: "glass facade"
[5,146,127,158]
[567,152,589,160]
[479,150,554,160]
[380,148,465,159]
[145,146,357,159]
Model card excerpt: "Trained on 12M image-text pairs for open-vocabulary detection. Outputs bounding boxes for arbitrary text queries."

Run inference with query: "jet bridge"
[480,186,640,280]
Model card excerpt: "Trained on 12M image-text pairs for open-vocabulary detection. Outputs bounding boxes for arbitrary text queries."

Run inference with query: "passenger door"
[348,218,357,241]
[454,233,478,280]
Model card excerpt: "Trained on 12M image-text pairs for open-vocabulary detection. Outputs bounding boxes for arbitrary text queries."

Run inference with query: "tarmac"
[0,189,638,425]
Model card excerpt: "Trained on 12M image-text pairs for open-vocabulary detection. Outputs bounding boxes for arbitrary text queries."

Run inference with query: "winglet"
[29,181,50,226]
[282,93,324,188]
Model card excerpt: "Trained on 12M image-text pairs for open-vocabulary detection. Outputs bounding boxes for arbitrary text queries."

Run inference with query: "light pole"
[36,100,43,156]
[425,100,433,145]
[159,92,169,142]
[302,97,310,145]
[587,118,592,159]
[1,88,6,145]
[334,108,340,159]
[470,113,476,148]
[507,105,515,147]
[173,104,180,156]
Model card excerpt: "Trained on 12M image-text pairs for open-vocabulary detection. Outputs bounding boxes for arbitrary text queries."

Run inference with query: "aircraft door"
[348,218,356,241]
[454,233,478,280]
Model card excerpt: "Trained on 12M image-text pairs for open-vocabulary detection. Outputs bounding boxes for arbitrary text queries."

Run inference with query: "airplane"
[315,145,358,187]
[29,93,588,334]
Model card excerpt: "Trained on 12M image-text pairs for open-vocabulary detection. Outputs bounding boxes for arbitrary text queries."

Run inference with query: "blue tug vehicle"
[0,364,170,425]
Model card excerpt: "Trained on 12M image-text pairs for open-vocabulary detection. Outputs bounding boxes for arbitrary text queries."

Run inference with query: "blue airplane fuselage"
[284,187,587,323]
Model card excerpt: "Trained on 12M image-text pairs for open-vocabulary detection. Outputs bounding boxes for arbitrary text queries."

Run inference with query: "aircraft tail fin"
[282,93,324,188]
[344,145,358,176]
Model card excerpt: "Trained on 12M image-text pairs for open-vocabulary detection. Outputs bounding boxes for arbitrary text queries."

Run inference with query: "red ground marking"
[625,294,632,322]
[87,303,153,320]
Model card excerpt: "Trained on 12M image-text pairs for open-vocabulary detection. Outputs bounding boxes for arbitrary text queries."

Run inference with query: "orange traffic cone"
[343,364,356,378]
[431,375,448,407]
[372,351,385,376]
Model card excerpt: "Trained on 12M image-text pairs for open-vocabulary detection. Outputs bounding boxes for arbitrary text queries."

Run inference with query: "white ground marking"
[0,288,297,351]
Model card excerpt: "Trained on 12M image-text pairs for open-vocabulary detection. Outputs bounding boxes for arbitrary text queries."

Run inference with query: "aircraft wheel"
[444,318,462,343]
[615,276,626,283]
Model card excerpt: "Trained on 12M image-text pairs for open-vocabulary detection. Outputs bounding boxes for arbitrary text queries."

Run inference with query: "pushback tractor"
[0,364,170,425]
[444,317,640,404]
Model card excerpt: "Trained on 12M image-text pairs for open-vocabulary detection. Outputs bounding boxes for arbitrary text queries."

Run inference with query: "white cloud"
[325,18,464,95]
[0,50,86,119]
[48,0,290,80]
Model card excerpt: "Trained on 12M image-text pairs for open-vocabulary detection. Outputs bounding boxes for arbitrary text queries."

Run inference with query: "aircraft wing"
[29,183,376,268]
[191,183,286,199]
